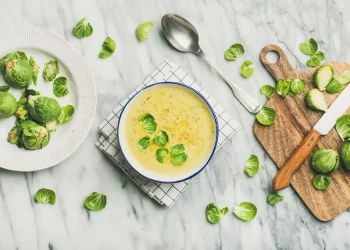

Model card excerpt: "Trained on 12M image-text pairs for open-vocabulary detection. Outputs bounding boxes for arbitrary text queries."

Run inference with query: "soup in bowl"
[118,82,218,183]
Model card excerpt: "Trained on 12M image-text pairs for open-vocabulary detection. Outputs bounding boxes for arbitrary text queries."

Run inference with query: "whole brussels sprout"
[20,120,50,150]
[7,126,22,148]
[311,148,339,174]
[0,91,17,118]
[27,95,61,123]
[4,58,33,89]
[15,103,29,121]
[341,142,350,170]
[0,51,28,71]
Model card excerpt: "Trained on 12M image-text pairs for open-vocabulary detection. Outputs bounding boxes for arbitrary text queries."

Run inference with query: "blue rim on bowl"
[117,82,219,183]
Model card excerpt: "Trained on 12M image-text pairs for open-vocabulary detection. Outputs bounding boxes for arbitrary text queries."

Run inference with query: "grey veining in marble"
[0,0,349,249]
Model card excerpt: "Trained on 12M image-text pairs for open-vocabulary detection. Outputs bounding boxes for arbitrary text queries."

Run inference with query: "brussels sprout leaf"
[53,76,69,97]
[35,188,56,205]
[0,86,10,92]
[290,79,306,94]
[43,60,59,82]
[58,105,75,123]
[154,130,169,146]
[138,136,151,150]
[29,56,40,85]
[276,79,291,97]
[336,114,350,141]
[73,18,93,39]
[139,113,157,133]
[300,38,318,55]
[307,51,324,67]
[224,43,245,61]
[171,144,188,165]
[232,202,257,221]
[206,203,228,224]
[156,148,169,163]
[84,192,107,211]
[99,36,116,59]
[256,106,276,126]
[326,79,343,94]
[267,192,284,205]
[136,21,154,42]
[240,60,254,78]
[312,175,330,190]
[260,85,275,99]
[244,154,261,177]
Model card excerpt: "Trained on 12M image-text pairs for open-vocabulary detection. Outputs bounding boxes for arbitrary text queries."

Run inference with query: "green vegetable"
[307,51,324,67]
[0,86,10,92]
[326,79,343,94]
[138,136,151,150]
[156,148,169,163]
[336,114,350,141]
[73,18,93,39]
[154,130,169,146]
[0,51,28,72]
[232,202,257,221]
[29,56,39,85]
[206,203,228,224]
[15,103,29,121]
[53,76,69,97]
[312,175,331,190]
[267,192,284,205]
[299,38,318,55]
[45,120,59,132]
[341,142,350,170]
[240,60,254,78]
[313,65,334,91]
[35,188,56,205]
[276,79,291,97]
[139,113,157,133]
[337,70,350,85]
[84,192,107,211]
[19,89,41,104]
[7,126,22,148]
[58,105,75,123]
[43,60,59,82]
[99,36,116,59]
[260,85,275,99]
[290,79,306,94]
[305,89,327,111]
[0,91,17,118]
[244,154,260,177]
[311,148,339,174]
[171,144,188,165]
[21,120,50,150]
[136,21,153,42]
[4,58,33,88]
[256,106,276,126]
[224,43,244,61]
[27,95,62,123]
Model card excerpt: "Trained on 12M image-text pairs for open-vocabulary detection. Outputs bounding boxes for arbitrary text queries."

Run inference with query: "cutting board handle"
[260,45,295,80]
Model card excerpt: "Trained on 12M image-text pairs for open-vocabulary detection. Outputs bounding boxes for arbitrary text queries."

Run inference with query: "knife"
[273,83,350,191]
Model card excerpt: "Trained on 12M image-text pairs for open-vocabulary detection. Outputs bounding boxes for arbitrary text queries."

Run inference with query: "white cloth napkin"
[95,60,240,207]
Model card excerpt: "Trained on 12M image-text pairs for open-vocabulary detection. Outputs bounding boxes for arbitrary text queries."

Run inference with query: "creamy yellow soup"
[124,84,217,175]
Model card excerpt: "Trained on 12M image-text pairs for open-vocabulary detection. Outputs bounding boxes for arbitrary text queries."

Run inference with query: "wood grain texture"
[254,44,350,221]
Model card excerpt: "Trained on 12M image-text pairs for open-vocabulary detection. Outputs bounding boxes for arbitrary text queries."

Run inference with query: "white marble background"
[0,0,349,249]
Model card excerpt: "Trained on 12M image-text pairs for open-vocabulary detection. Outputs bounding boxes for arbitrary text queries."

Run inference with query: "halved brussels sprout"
[0,91,17,118]
[20,120,50,150]
[305,89,327,111]
[27,95,61,123]
[311,148,339,174]
[313,65,334,91]
[43,60,59,82]
[341,142,350,170]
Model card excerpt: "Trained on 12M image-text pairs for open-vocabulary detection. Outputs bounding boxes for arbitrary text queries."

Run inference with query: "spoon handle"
[197,49,262,113]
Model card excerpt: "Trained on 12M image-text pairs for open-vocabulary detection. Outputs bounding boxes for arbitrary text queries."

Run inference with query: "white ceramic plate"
[0,29,96,171]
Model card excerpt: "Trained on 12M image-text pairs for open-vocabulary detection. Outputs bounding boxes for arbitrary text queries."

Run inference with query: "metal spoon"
[161,14,262,113]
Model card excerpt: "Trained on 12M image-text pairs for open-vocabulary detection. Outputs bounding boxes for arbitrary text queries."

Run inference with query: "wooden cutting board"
[254,44,350,221]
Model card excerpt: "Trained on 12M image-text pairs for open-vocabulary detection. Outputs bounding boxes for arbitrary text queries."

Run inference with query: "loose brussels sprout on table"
[73,18,94,39]
[311,148,339,174]
[99,36,116,59]
[0,91,17,118]
[312,65,334,91]
[305,89,327,112]
[27,95,61,124]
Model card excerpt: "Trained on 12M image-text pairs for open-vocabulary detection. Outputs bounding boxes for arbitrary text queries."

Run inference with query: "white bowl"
[118,82,219,183]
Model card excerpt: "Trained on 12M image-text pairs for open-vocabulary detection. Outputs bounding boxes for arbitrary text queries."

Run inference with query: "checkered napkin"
[95,60,241,207]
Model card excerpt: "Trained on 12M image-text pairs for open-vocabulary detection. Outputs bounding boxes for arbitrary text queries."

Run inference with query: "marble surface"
[0,0,349,249]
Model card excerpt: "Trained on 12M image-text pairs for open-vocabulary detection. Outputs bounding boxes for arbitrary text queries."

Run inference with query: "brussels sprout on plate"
[305,89,327,111]
[43,60,59,82]
[311,148,339,174]
[53,76,69,97]
[312,65,334,91]
[29,56,39,85]
[136,21,154,42]
[7,126,22,148]
[0,91,17,119]
[15,103,29,121]
[4,58,33,89]
[27,95,61,124]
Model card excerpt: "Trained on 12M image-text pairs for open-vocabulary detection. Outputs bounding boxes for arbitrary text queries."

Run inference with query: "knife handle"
[273,129,321,191]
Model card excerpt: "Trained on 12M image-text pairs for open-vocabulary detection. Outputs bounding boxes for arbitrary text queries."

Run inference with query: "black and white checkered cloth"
[95,60,241,207]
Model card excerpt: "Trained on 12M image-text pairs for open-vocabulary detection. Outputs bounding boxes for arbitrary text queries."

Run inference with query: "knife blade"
[273,83,350,191]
